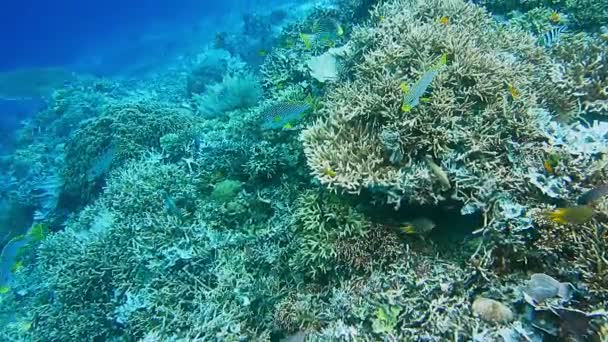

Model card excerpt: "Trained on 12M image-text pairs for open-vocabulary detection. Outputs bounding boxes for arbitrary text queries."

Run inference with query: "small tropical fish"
[401,53,447,112]
[258,49,268,56]
[507,83,521,99]
[261,102,311,130]
[425,157,451,189]
[311,17,343,37]
[577,184,608,205]
[439,16,449,26]
[543,153,560,174]
[549,11,561,24]
[541,26,567,47]
[0,285,9,294]
[322,167,337,177]
[11,260,24,273]
[162,191,180,217]
[400,217,436,235]
[300,33,313,50]
[336,24,344,37]
[543,160,555,174]
[27,223,49,243]
[590,320,608,342]
[546,205,594,225]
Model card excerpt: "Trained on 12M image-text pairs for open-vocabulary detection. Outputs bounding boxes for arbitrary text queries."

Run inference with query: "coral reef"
[302,0,557,212]
[1,0,608,340]
[550,32,608,116]
[61,100,200,202]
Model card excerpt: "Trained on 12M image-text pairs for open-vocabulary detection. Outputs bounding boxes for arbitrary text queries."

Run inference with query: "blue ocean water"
[0,0,228,71]
[0,0,607,340]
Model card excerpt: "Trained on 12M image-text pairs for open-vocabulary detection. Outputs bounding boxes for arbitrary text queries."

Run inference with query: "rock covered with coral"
[302,0,561,213]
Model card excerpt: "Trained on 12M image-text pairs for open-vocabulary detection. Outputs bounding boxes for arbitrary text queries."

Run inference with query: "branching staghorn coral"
[531,207,608,305]
[62,100,200,202]
[550,32,608,116]
[303,0,559,212]
[288,190,402,283]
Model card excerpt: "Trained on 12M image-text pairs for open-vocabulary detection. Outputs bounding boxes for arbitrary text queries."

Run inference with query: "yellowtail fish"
[322,167,337,177]
[549,11,561,24]
[508,83,521,99]
[439,16,449,26]
[300,33,313,50]
[401,53,447,112]
[543,153,560,174]
[400,217,436,235]
[258,49,268,56]
[0,285,9,294]
[546,205,594,225]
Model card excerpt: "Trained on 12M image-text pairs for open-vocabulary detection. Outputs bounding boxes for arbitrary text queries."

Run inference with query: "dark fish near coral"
[424,156,451,189]
[577,184,608,205]
[300,18,344,49]
[523,273,572,305]
[162,191,181,217]
[400,217,436,235]
[311,17,344,37]
[541,26,567,47]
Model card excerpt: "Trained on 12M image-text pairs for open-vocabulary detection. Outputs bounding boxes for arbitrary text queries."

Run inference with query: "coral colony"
[1,0,608,340]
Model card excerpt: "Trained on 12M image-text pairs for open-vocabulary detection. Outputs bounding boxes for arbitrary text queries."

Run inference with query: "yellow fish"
[543,153,559,174]
[546,205,594,225]
[11,260,24,273]
[508,83,521,99]
[0,285,10,294]
[322,167,337,177]
[399,82,409,93]
[549,11,560,24]
[336,24,344,37]
[439,16,449,26]
[300,33,313,50]
[401,103,412,112]
[258,49,268,56]
[400,218,436,235]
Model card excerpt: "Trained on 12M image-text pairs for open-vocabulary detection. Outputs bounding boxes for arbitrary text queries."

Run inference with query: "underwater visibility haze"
[0,0,608,340]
